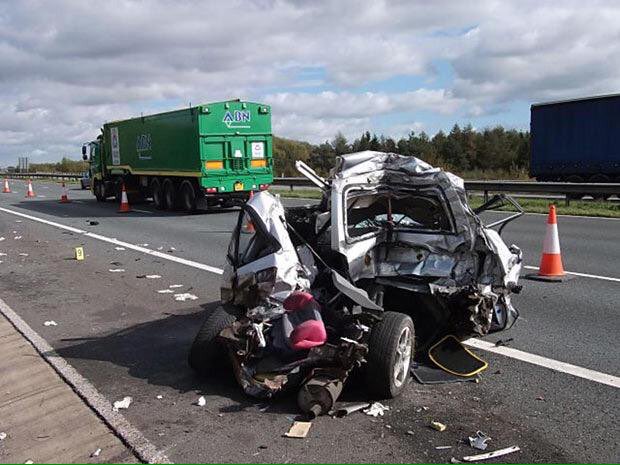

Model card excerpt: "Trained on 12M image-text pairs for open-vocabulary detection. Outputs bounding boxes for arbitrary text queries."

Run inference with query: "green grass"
[277,188,620,218]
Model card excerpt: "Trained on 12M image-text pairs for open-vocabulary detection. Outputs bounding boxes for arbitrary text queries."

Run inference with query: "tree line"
[274,124,531,179]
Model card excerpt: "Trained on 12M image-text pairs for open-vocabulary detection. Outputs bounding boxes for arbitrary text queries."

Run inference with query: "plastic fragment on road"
[146,275,161,279]
[0,252,6,256]
[169,284,183,288]
[43,320,58,327]
[91,448,102,457]
[284,421,312,438]
[462,445,520,462]
[0,432,6,440]
[196,396,206,407]
[334,402,371,417]
[112,396,132,411]
[156,395,163,399]
[468,431,491,450]
[109,268,125,273]
[115,246,126,251]
[157,246,163,250]
[430,421,447,432]
[139,243,149,247]
[14,236,22,240]
[0,237,5,241]
[174,293,198,302]
[436,445,453,450]
[363,402,390,417]
[157,289,174,294]
[19,253,28,257]
[24,460,33,464]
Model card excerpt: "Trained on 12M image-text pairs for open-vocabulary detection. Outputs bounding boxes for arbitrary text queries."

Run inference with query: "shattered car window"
[346,189,453,239]
[229,210,279,267]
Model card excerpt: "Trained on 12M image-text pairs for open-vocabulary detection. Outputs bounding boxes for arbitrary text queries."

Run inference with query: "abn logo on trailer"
[222,110,251,129]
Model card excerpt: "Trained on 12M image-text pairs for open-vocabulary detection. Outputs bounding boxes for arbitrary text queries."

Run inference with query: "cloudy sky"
[1,0,619,166]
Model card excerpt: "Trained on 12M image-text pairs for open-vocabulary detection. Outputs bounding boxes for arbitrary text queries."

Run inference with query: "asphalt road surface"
[0,181,618,463]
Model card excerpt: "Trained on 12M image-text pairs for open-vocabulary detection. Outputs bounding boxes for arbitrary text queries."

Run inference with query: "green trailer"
[82,99,273,211]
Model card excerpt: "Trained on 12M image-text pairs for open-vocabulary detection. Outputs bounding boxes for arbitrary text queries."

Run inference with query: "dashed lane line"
[1,205,618,389]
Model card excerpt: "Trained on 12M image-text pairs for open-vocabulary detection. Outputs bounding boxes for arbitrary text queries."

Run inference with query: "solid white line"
[0,206,223,275]
[484,209,620,221]
[2,205,618,387]
[463,338,620,389]
[0,297,172,464]
[523,265,620,283]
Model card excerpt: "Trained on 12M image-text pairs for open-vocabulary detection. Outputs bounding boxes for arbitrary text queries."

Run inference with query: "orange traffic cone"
[118,182,131,213]
[59,182,71,203]
[2,178,11,193]
[25,179,35,198]
[531,205,567,281]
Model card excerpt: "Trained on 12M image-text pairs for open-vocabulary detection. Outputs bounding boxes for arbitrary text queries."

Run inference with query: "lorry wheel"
[188,305,237,375]
[180,180,197,212]
[151,179,164,210]
[94,181,106,202]
[365,311,414,399]
[163,178,178,210]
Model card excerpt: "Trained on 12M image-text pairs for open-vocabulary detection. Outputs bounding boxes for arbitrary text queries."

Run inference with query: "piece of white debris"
[0,252,6,256]
[436,446,453,450]
[363,402,390,417]
[157,246,163,250]
[462,445,520,462]
[112,396,132,411]
[15,220,22,223]
[24,460,33,464]
[174,293,198,302]
[109,268,125,273]
[0,237,5,241]
[91,448,102,457]
[196,396,206,407]
[169,246,176,251]
[157,289,174,294]
[0,432,7,440]
[156,395,163,400]
[469,431,491,451]
[139,243,149,247]
[146,274,161,279]
[114,246,126,251]
[169,284,183,288]
[19,253,29,257]
[14,236,22,240]
[43,321,58,327]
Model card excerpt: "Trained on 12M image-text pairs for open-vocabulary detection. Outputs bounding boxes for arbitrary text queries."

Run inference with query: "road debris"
[334,402,371,417]
[43,320,58,327]
[19,253,29,256]
[0,432,6,440]
[494,337,514,347]
[169,284,184,288]
[24,460,33,464]
[146,274,161,279]
[363,402,390,417]
[157,246,164,250]
[436,445,453,450]
[196,396,206,407]
[156,395,163,399]
[112,396,132,411]
[91,448,102,457]
[109,268,125,273]
[0,237,5,241]
[284,421,312,438]
[174,293,198,301]
[15,220,22,223]
[430,421,447,432]
[468,431,491,450]
[115,246,126,251]
[157,289,174,294]
[0,252,7,256]
[14,235,22,240]
[139,243,149,247]
[88,221,99,226]
[462,445,520,462]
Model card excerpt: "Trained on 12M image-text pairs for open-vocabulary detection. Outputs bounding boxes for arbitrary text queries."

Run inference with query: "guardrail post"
[484,190,489,203]
[290,184,294,192]
[565,195,570,207]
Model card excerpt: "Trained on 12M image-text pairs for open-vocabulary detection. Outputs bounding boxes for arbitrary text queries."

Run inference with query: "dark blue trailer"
[530,94,620,183]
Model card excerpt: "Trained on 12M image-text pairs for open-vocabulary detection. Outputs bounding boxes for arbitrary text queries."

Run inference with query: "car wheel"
[188,305,237,375]
[94,181,106,202]
[180,180,197,212]
[151,179,164,210]
[163,178,177,210]
[365,311,414,399]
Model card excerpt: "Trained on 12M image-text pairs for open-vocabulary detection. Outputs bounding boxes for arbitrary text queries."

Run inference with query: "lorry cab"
[82,139,105,199]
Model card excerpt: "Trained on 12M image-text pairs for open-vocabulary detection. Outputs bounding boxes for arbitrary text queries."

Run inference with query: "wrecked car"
[189,151,523,416]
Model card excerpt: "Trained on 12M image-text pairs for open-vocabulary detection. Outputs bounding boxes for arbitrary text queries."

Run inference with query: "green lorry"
[82,99,273,211]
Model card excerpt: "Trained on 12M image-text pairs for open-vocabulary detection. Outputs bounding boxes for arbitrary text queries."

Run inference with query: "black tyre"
[365,311,414,399]
[163,178,177,210]
[151,179,164,210]
[188,305,237,375]
[94,181,106,202]
[180,180,197,212]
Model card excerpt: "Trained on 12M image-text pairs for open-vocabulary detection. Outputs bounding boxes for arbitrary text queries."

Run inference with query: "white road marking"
[485,209,620,221]
[0,297,171,464]
[463,338,620,389]
[1,205,618,387]
[524,265,620,283]
[0,207,223,275]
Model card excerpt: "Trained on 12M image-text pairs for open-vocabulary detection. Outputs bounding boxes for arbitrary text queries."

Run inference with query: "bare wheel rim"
[393,326,412,387]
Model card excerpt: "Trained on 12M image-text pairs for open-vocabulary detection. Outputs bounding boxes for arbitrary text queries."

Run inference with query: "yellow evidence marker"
[74,246,84,261]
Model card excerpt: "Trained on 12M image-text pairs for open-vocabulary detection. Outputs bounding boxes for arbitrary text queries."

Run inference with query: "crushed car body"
[189,151,523,415]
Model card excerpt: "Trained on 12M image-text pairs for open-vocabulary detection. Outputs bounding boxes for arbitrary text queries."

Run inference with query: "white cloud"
[0,0,618,164]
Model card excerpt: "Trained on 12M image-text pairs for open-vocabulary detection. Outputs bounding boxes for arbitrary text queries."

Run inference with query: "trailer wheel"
[163,178,178,211]
[365,311,414,399]
[180,180,197,212]
[188,305,237,375]
[94,181,106,202]
[151,179,164,210]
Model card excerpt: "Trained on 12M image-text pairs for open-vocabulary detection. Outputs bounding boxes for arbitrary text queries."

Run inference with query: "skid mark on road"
[2,205,619,388]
